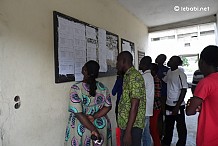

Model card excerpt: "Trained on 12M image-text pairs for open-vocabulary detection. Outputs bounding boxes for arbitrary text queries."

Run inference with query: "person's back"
[195,72,218,146]
[186,45,218,146]
[139,56,154,146]
[191,69,204,94]
[155,54,169,139]
[155,54,169,99]
[65,60,112,146]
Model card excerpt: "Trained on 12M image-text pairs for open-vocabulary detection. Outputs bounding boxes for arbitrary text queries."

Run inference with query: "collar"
[125,66,135,76]
[142,69,151,74]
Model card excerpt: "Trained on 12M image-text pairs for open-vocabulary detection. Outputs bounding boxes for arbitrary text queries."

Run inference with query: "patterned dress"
[65,81,112,146]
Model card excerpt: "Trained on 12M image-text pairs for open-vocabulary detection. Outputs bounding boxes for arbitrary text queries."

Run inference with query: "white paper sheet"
[98,28,107,72]
[86,26,97,40]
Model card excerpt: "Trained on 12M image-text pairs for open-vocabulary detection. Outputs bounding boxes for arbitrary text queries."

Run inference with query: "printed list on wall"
[53,11,119,83]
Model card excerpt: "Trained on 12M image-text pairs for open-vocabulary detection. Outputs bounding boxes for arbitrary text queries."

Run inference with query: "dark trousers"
[162,105,187,146]
[120,127,143,146]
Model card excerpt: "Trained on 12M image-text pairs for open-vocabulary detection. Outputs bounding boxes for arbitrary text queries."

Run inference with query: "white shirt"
[141,70,154,116]
[163,68,188,106]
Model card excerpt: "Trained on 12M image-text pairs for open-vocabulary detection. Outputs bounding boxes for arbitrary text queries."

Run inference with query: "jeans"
[120,127,143,146]
[142,116,152,146]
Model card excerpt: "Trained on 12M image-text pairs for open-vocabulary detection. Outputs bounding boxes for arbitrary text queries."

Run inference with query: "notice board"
[138,50,145,65]
[53,11,119,83]
[121,38,135,65]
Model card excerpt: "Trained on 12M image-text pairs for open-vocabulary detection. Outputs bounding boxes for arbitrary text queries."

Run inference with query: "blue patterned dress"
[65,81,112,146]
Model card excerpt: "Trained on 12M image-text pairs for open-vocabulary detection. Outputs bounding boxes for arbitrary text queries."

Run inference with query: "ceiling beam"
[148,14,217,33]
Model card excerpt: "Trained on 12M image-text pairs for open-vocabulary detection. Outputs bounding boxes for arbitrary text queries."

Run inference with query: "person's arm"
[162,70,169,83]
[69,84,100,137]
[75,113,100,138]
[172,88,187,115]
[191,85,196,95]
[87,106,112,122]
[123,98,140,146]
[172,73,188,115]
[75,113,97,132]
[89,88,112,121]
[186,96,203,115]
[112,78,119,96]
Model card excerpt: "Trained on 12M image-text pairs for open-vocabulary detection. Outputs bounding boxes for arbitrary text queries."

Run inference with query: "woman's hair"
[85,60,100,97]
[200,45,218,67]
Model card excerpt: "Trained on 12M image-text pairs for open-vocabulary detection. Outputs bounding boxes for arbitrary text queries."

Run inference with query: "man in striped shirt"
[191,69,204,94]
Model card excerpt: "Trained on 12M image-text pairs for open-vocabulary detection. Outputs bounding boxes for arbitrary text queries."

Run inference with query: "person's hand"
[123,131,132,146]
[87,115,95,122]
[91,129,100,139]
[187,98,201,112]
[172,106,180,115]
[186,98,191,106]
[196,105,201,112]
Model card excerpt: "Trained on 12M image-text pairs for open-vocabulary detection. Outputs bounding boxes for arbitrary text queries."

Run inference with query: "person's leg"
[120,128,143,146]
[120,129,125,146]
[176,108,187,146]
[159,96,167,139]
[142,116,152,146]
[131,127,143,146]
[150,110,161,146]
[162,115,176,146]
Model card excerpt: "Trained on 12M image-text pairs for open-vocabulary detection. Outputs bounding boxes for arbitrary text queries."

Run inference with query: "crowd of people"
[64,45,218,146]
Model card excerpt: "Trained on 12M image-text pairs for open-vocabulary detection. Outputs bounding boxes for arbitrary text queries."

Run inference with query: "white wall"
[216,12,218,45]
[0,0,148,146]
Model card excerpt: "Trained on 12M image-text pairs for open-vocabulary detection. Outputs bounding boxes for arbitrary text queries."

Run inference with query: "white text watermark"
[174,6,210,12]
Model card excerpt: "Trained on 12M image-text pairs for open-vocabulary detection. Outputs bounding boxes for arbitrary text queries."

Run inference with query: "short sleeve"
[179,72,188,89]
[68,84,83,113]
[104,87,112,107]
[162,70,169,83]
[129,74,145,99]
[194,79,210,100]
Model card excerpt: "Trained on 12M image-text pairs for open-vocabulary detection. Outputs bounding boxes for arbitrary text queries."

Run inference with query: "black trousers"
[120,127,143,146]
[162,105,187,146]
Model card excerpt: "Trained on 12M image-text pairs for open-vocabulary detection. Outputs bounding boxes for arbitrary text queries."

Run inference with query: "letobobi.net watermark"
[174,6,210,12]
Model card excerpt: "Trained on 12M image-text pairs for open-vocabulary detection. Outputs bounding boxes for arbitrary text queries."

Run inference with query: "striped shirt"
[153,75,162,110]
[192,70,204,87]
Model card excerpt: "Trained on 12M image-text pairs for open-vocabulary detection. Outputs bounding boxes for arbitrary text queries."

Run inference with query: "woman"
[65,60,112,146]
[186,45,218,146]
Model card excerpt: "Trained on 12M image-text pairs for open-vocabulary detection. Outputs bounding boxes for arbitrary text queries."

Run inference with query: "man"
[155,54,169,104]
[162,56,188,146]
[116,51,146,146]
[186,45,218,146]
[139,56,154,146]
[155,54,169,138]
[191,69,204,94]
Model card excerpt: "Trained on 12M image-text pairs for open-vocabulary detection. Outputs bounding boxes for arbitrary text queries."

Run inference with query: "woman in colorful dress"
[65,60,112,146]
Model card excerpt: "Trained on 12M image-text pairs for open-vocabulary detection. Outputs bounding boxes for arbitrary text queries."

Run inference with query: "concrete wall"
[216,12,218,45]
[0,0,148,146]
